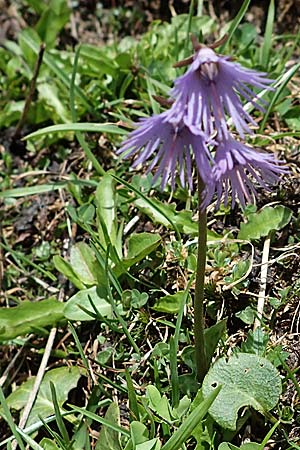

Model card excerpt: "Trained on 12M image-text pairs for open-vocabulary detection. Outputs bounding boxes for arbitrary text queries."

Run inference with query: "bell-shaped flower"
[117,112,213,191]
[168,46,273,139]
[202,135,287,208]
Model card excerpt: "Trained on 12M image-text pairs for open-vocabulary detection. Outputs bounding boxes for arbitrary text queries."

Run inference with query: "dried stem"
[11,327,57,450]
[209,34,228,49]
[194,174,208,384]
[174,33,228,68]
[13,43,45,139]
[173,55,194,68]
[254,233,271,330]
[152,95,174,107]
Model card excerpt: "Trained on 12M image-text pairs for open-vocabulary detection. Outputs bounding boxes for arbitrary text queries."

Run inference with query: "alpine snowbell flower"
[118,35,285,209]
[202,136,287,209]
[117,34,287,384]
[170,45,273,138]
[117,111,212,191]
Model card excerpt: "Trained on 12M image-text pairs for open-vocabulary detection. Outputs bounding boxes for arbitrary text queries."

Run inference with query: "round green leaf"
[238,205,292,241]
[202,353,281,430]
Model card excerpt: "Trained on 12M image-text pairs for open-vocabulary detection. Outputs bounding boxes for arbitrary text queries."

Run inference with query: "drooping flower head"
[202,136,287,209]
[117,35,285,209]
[169,39,273,138]
[117,110,212,191]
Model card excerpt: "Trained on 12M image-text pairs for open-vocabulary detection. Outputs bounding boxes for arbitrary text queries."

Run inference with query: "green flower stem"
[194,174,208,384]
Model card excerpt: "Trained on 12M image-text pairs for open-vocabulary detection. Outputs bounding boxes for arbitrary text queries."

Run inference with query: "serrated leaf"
[202,354,281,430]
[95,402,122,450]
[238,206,292,240]
[0,299,64,341]
[2,366,81,426]
[63,286,112,321]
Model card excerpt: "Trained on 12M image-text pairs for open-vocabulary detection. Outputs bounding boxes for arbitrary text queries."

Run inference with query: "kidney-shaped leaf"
[202,353,281,430]
[238,205,292,241]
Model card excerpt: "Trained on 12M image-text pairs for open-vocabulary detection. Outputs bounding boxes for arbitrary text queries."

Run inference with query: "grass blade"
[20,30,93,113]
[185,0,195,55]
[220,0,251,52]
[68,322,90,375]
[50,382,70,444]
[68,404,130,437]
[24,123,127,140]
[125,368,140,421]
[0,182,67,198]
[260,0,275,69]
[70,45,105,176]
[0,387,25,450]
[16,429,44,450]
[197,0,204,16]
[0,179,98,199]
[112,174,181,241]
[259,62,300,131]
[0,411,75,447]
[170,280,193,408]
[0,241,56,281]
[161,385,221,450]
[104,246,140,356]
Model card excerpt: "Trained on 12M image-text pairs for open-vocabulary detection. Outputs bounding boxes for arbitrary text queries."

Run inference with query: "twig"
[254,234,271,330]
[13,43,46,139]
[11,327,57,450]
[0,341,29,388]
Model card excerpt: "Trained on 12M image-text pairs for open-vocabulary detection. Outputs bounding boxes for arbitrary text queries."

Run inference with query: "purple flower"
[168,46,273,138]
[117,112,212,191]
[202,136,287,209]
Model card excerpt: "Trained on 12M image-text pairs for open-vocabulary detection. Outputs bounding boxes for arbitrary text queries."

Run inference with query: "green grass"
[0,1,299,449]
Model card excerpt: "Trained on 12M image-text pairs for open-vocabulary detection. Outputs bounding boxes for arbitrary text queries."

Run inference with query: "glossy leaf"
[53,255,85,290]
[70,242,100,286]
[152,291,191,314]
